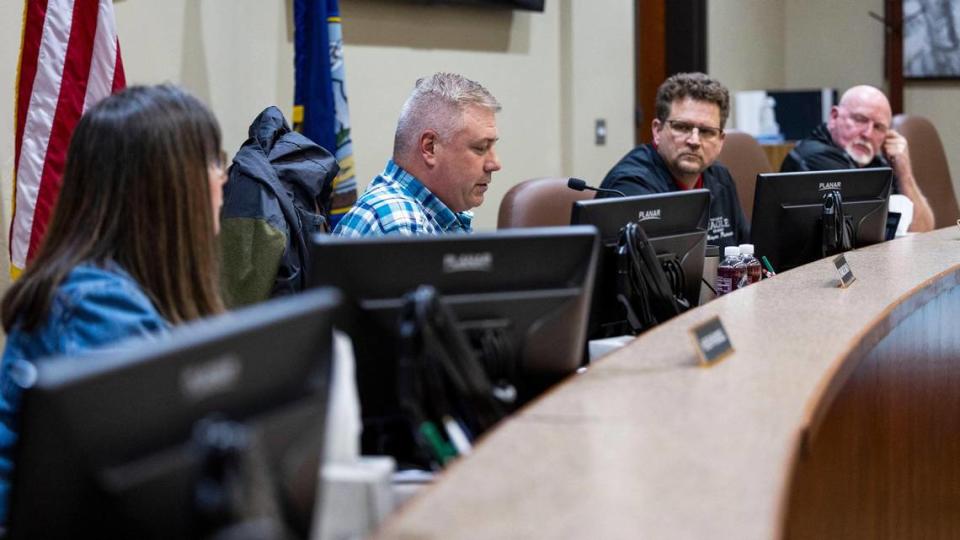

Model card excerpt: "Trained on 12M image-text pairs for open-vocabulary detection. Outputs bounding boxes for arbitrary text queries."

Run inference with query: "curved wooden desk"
[375,227,960,539]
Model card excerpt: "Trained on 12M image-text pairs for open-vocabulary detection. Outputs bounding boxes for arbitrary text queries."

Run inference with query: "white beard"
[844,141,875,166]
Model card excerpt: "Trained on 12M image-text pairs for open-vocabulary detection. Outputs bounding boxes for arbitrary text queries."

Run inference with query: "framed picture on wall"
[904,0,960,78]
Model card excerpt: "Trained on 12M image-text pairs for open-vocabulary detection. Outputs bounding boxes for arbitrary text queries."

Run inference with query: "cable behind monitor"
[615,223,688,334]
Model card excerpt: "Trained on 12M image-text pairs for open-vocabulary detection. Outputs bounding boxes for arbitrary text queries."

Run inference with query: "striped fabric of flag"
[293,0,357,230]
[10,0,125,277]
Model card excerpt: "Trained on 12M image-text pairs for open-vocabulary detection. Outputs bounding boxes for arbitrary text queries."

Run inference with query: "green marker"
[420,421,458,465]
[760,255,776,276]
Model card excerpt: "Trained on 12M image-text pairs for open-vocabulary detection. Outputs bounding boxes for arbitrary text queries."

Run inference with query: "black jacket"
[599,144,750,249]
[780,123,900,193]
[220,106,339,306]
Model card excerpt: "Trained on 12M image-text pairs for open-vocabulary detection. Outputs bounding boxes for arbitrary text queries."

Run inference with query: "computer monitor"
[308,226,599,462]
[408,0,544,11]
[751,167,892,272]
[571,189,710,338]
[8,288,341,539]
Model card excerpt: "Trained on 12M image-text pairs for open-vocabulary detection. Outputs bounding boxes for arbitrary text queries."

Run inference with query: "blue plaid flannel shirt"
[333,160,473,237]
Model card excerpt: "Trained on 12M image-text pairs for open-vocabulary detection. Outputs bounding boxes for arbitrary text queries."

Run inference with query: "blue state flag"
[294,0,356,228]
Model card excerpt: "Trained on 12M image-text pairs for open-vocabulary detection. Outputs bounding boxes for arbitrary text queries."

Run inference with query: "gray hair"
[393,73,501,157]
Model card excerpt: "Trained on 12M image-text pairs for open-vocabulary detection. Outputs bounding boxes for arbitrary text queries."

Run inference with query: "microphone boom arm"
[567,178,626,198]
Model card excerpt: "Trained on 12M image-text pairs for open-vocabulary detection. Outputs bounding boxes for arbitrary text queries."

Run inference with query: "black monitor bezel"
[308,226,599,460]
[8,288,341,538]
[750,167,892,272]
[571,190,711,338]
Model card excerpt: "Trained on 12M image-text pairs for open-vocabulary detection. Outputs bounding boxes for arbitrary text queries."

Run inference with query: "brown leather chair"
[497,177,595,229]
[892,114,960,229]
[716,130,773,220]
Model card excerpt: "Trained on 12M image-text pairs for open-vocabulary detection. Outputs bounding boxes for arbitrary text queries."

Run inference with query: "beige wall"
[114,1,296,160]
[340,0,566,231]
[711,0,960,200]
[560,0,635,183]
[709,0,787,124]
[0,2,20,303]
[0,0,634,239]
[2,0,960,268]
[784,0,885,90]
[782,0,960,200]
[340,0,634,228]
[906,85,960,193]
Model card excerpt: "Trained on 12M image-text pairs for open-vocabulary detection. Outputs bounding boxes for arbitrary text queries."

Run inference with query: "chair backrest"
[716,130,773,220]
[497,177,594,229]
[892,114,959,229]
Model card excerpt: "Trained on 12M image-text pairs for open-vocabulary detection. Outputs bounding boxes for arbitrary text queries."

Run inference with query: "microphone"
[567,178,626,198]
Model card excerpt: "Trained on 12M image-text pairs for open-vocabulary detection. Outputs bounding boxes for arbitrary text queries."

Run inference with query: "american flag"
[10,0,125,276]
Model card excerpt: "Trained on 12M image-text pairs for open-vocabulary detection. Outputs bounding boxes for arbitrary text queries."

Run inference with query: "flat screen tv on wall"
[409,0,545,11]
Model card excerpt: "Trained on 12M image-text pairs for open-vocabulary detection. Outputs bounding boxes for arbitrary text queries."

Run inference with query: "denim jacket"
[0,262,170,524]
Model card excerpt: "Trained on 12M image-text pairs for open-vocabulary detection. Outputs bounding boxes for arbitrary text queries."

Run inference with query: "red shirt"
[652,142,704,190]
[675,174,704,191]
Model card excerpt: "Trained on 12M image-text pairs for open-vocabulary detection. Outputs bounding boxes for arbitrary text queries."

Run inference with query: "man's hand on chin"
[883,130,912,174]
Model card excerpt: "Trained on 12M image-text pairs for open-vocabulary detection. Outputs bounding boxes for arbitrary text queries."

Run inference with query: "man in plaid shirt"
[334,73,502,236]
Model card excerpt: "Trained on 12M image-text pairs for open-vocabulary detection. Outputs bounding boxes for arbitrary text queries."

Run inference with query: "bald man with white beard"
[780,85,934,232]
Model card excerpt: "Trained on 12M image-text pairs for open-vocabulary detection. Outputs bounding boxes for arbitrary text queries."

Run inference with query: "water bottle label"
[715,276,733,295]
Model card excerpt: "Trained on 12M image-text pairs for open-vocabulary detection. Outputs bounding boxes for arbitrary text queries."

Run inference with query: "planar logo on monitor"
[442,252,493,273]
[637,208,662,222]
[818,181,842,191]
[180,355,242,401]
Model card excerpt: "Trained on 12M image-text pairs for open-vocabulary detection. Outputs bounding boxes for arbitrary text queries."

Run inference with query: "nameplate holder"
[833,254,855,288]
[690,316,734,367]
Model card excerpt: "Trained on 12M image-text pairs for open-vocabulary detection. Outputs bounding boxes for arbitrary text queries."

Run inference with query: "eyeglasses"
[664,119,724,142]
[840,109,888,134]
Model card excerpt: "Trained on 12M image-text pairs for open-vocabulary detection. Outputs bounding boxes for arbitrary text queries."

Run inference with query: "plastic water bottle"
[738,244,763,286]
[716,246,744,296]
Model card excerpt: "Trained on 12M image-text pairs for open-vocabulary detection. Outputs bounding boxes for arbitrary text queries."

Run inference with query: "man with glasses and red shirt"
[600,72,749,249]
[780,85,934,232]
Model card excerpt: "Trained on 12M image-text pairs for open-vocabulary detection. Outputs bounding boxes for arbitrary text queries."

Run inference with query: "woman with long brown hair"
[0,84,226,522]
